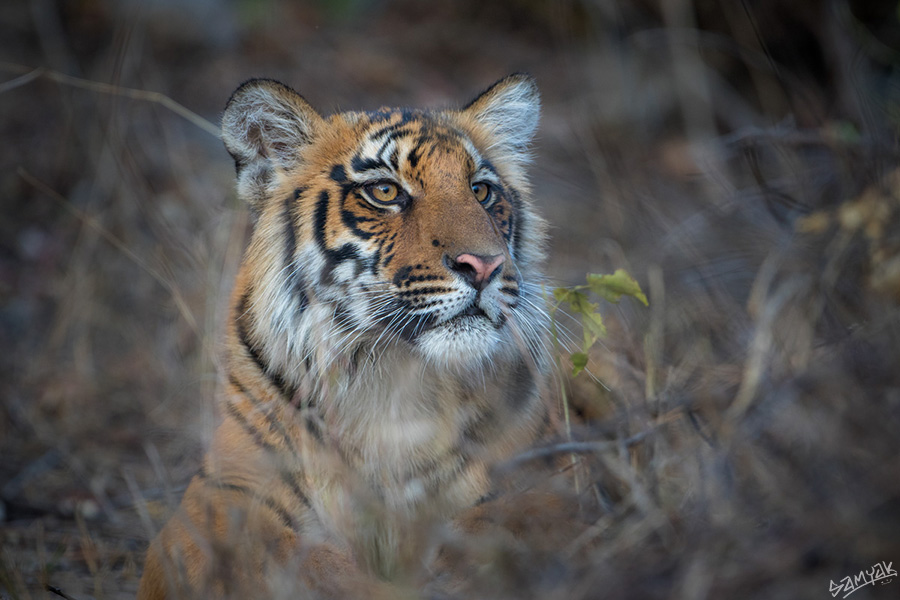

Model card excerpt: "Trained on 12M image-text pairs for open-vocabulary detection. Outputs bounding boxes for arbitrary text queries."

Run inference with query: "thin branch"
[502,428,656,470]
[46,585,80,600]
[0,66,45,94]
[0,62,220,138]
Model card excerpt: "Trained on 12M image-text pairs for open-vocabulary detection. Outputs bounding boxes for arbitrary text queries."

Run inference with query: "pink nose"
[452,253,505,290]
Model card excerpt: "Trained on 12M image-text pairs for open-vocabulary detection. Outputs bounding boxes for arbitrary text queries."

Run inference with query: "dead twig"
[502,428,657,471]
[0,62,221,138]
[46,585,79,600]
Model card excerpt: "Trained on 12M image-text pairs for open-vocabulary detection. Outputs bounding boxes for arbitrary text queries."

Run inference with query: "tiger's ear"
[461,73,540,164]
[222,79,323,212]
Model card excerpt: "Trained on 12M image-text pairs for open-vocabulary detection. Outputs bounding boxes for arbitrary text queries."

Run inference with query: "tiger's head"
[222,74,548,375]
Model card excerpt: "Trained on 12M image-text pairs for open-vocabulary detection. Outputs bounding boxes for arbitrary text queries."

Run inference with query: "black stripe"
[304,413,324,443]
[398,286,453,297]
[369,125,415,151]
[235,295,294,399]
[340,208,376,240]
[507,188,524,260]
[425,139,440,159]
[279,470,311,508]
[407,274,442,283]
[407,146,420,169]
[284,193,311,312]
[313,190,330,249]
[284,192,298,269]
[503,207,515,244]
[224,396,278,453]
[392,265,413,287]
[199,459,311,512]
[375,136,395,164]
[200,475,297,531]
[479,159,498,175]
[228,374,298,452]
[320,243,363,285]
[368,247,381,276]
[389,147,399,171]
[350,154,388,174]
[329,164,346,183]
[261,496,298,530]
[202,477,249,496]
[366,111,417,138]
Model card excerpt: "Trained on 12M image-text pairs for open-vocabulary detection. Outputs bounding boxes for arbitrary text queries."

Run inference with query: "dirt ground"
[3,1,900,598]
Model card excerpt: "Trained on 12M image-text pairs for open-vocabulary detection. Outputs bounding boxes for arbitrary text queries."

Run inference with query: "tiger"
[137,73,553,599]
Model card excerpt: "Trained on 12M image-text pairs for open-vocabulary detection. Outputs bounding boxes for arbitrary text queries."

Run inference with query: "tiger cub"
[138,74,551,599]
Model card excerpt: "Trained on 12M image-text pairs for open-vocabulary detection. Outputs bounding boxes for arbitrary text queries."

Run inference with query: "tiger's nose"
[447,253,505,291]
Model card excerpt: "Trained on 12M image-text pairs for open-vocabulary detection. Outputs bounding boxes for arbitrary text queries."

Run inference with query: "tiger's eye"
[472,182,490,204]
[369,182,399,204]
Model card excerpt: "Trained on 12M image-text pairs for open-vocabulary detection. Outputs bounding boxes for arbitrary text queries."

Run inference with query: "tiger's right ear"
[222,79,323,212]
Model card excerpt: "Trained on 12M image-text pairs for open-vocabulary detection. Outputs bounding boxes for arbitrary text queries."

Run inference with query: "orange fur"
[138,74,551,598]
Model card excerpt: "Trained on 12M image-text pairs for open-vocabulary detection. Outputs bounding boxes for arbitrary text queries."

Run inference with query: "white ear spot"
[462,73,540,160]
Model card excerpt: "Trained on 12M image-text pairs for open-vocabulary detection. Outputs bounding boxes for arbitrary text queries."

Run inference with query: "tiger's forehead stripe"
[345,110,483,181]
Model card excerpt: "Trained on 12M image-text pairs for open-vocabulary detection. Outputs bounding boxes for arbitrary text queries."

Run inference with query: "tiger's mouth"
[410,302,506,366]
[376,297,505,346]
[442,302,507,331]
[457,304,489,319]
[408,303,495,339]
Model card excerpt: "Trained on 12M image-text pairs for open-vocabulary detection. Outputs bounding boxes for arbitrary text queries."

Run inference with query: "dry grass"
[2,0,899,598]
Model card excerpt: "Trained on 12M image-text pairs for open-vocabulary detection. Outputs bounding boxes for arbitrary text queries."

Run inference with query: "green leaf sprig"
[552,269,648,375]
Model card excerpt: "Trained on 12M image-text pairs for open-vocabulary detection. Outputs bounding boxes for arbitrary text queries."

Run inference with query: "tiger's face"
[223,75,547,371]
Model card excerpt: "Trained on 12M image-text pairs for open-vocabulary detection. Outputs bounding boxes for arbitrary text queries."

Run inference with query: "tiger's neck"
[227,265,544,479]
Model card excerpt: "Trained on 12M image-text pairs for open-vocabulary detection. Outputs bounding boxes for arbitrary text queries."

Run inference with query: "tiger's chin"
[414,315,502,369]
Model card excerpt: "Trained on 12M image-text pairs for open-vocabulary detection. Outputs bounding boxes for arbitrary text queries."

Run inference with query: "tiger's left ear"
[461,73,540,163]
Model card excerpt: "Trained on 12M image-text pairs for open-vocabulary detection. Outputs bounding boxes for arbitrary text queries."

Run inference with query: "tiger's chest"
[317,354,488,507]
[298,358,495,576]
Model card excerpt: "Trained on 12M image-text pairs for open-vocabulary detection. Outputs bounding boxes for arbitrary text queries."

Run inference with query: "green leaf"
[581,309,607,340]
[553,287,576,304]
[586,269,649,306]
[556,289,594,316]
[582,327,596,354]
[571,352,588,376]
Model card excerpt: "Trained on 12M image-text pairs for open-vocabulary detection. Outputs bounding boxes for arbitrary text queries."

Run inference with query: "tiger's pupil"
[373,182,398,203]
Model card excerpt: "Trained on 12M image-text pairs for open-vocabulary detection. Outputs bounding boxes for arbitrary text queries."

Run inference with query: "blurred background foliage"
[2,0,900,598]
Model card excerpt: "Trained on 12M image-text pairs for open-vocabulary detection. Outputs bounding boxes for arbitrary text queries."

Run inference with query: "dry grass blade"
[17,167,200,336]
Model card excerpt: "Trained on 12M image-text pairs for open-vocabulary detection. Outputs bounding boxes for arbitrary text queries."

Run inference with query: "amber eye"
[472,182,491,204]
[365,181,400,205]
